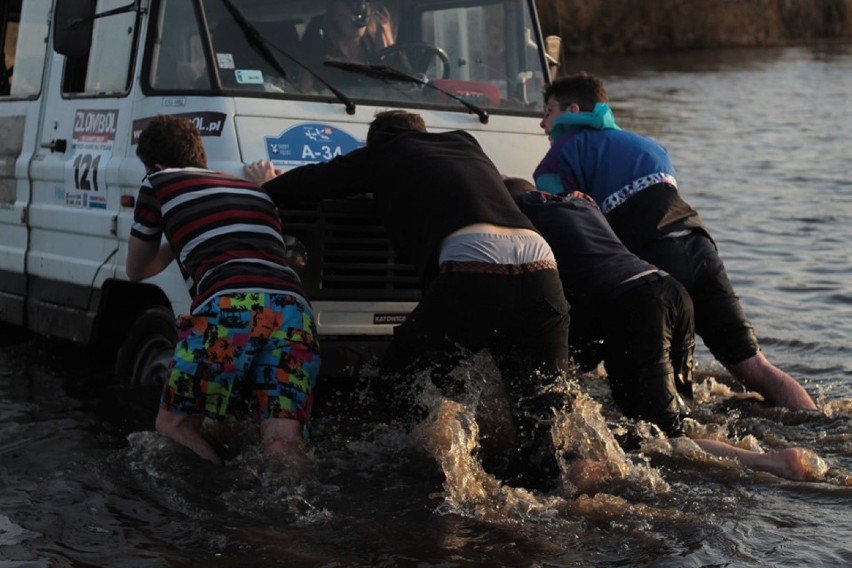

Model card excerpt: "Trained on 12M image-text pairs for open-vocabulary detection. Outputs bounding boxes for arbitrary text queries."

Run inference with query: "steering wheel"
[371,43,451,80]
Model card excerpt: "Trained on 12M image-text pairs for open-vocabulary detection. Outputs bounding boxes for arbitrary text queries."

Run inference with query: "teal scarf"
[549,102,621,142]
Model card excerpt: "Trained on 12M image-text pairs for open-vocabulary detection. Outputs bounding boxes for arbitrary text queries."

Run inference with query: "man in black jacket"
[506,178,817,483]
[246,111,571,491]
[507,179,695,438]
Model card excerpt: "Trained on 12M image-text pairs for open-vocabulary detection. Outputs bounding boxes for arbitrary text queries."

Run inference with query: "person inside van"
[298,0,395,91]
[126,115,321,475]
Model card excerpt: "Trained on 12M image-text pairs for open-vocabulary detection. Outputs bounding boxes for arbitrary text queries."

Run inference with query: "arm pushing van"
[0,0,561,384]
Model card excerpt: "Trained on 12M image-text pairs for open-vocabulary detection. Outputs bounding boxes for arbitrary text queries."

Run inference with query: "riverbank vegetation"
[536,0,852,55]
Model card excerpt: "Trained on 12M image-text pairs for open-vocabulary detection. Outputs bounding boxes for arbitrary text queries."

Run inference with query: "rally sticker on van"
[131,112,227,144]
[234,69,264,85]
[265,123,363,167]
[63,109,118,209]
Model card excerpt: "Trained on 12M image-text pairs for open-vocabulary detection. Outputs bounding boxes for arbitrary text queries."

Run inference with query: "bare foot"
[768,448,828,482]
[693,438,827,482]
[744,447,808,481]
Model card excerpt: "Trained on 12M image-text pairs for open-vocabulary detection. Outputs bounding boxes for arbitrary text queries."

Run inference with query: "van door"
[26,0,140,341]
[0,0,53,328]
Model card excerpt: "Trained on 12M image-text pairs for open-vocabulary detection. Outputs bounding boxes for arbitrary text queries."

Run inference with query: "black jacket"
[264,129,536,286]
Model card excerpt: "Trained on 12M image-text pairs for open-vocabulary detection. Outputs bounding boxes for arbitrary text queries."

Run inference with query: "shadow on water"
[1,330,851,567]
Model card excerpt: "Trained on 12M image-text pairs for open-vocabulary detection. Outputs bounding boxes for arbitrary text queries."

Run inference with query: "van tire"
[115,307,177,386]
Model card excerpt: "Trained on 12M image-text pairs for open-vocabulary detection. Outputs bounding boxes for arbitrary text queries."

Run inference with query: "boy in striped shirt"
[127,115,320,474]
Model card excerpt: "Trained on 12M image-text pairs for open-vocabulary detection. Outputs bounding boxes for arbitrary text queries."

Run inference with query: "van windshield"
[146,0,548,115]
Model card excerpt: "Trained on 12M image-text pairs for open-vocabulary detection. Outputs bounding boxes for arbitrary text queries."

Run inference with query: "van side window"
[148,1,211,91]
[63,0,139,95]
[0,0,50,98]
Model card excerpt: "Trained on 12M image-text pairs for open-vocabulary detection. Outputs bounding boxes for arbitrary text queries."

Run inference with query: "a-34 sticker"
[265,123,363,167]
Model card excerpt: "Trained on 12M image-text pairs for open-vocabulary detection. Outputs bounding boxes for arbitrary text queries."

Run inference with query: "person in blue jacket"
[533,72,817,413]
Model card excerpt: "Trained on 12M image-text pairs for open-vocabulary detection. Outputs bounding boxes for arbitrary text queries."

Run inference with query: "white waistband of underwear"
[439,230,555,265]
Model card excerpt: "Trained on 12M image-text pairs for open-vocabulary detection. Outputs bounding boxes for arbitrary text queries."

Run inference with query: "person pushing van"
[245,110,572,492]
[126,115,321,474]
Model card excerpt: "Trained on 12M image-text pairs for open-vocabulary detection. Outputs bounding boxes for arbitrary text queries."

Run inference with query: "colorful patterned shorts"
[161,292,321,435]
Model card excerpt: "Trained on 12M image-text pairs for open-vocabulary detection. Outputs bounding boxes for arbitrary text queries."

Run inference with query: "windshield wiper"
[218,0,356,115]
[323,61,489,124]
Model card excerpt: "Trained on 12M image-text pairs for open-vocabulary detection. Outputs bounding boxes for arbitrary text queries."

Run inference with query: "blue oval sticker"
[265,123,364,167]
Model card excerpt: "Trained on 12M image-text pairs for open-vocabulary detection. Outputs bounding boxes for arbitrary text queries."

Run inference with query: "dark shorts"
[601,272,695,437]
[635,231,760,366]
[161,293,321,435]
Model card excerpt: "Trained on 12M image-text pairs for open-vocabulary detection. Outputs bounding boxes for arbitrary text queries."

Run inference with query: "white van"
[0,0,561,383]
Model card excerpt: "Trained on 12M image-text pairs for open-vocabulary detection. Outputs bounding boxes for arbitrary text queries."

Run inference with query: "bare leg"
[155,409,222,465]
[693,438,812,481]
[728,352,817,411]
[260,418,315,479]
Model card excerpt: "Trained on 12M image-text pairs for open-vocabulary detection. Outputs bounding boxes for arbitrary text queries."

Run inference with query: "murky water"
[2,44,852,567]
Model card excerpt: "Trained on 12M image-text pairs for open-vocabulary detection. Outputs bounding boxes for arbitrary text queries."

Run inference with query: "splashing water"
[405,352,690,526]
[552,389,671,498]
[404,344,852,532]
[123,424,332,526]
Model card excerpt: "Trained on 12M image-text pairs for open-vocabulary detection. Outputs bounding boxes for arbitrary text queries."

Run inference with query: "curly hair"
[543,71,608,112]
[366,110,427,146]
[136,114,208,170]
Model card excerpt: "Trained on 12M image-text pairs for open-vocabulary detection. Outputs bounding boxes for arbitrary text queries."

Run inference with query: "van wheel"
[115,307,177,386]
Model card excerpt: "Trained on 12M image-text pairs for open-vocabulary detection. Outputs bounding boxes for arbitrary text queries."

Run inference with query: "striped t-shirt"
[130,167,305,313]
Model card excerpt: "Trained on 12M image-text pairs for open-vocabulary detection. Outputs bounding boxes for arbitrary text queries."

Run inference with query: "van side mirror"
[53,0,96,57]
[545,35,562,80]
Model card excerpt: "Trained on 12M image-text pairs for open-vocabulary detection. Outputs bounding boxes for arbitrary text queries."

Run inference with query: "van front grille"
[278,200,420,301]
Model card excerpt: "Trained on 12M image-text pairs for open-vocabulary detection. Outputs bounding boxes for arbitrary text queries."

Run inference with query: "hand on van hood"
[245,160,282,185]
